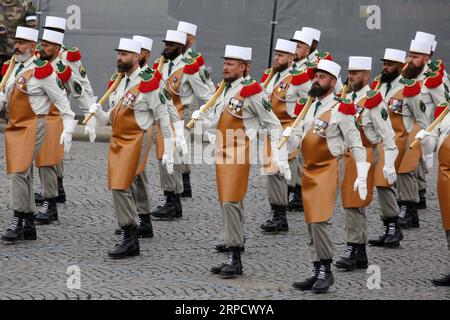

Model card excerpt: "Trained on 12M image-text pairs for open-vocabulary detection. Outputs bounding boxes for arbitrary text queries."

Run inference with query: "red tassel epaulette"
[107,73,120,89]
[424,72,443,89]
[56,61,72,84]
[1,60,10,76]
[240,80,263,98]
[33,59,53,79]
[189,52,205,67]
[294,97,308,116]
[260,68,272,83]
[338,98,356,115]
[434,102,448,119]
[66,47,82,62]
[291,70,310,86]
[138,72,160,93]
[183,58,200,75]
[364,90,383,109]
[402,79,421,97]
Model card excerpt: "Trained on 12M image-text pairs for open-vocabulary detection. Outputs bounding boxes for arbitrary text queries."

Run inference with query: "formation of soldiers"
[0,14,449,295]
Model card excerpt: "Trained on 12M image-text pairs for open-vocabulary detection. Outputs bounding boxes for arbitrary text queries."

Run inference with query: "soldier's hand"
[89,103,102,114]
[60,119,79,153]
[84,116,96,143]
[353,162,370,200]
[382,149,398,185]
[415,129,435,155]
[282,127,294,138]
[191,110,205,121]
[162,138,174,174]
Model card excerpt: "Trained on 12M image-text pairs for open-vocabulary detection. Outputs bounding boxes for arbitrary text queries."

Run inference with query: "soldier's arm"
[144,90,172,139]
[247,91,282,132]
[186,72,214,103]
[406,94,429,129]
[41,74,75,120]
[337,113,366,162]
[369,103,397,151]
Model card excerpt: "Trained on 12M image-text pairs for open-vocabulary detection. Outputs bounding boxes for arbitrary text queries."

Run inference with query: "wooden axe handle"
[409,108,449,150]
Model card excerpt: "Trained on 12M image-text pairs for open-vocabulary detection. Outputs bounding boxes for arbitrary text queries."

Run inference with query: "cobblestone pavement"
[0,139,449,300]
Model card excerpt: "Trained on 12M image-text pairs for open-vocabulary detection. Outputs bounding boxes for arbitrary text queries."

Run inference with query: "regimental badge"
[163,88,172,100]
[73,81,82,95]
[381,108,388,121]
[203,68,210,80]
[17,76,27,90]
[199,71,207,84]
[123,92,136,106]
[56,78,65,91]
[79,65,87,78]
[355,105,364,118]
[159,92,166,104]
[312,118,329,137]
[420,101,426,113]
[277,82,288,92]
[228,97,244,114]
[262,98,272,111]
[388,98,403,114]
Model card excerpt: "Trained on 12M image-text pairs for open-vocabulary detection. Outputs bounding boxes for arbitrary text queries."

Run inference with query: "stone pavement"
[0,138,449,300]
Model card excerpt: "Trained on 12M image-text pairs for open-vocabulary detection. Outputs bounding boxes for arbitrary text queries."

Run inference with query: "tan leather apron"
[35,105,64,167]
[5,70,39,174]
[216,91,250,203]
[301,110,339,224]
[155,68,184,160]
[341,99,375,208]
[108,85,149,190]
[438,135,450,230]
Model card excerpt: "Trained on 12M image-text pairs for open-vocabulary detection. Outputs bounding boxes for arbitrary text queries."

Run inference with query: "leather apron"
[438,135,450,230]
[35,105,64,167]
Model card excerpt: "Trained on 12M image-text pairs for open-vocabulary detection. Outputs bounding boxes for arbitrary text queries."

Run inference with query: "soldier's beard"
[139,57,147,68]
[15,50,32,63]
[117,60,133,73]
[308,83,329,97]
[38,51,54,62]
[349,80,365,93]
[380,70,400,83]
[273,61,289,73]
[402,63,424,79]
[163,49,180,61]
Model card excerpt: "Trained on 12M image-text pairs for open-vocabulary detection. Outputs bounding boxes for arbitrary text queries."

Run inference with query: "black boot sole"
[368,242,385,247]
[334,263,356,271]
[311,286,331,294]
[108,249,140,259]
[384,242,400,248]
[138,232,154,238]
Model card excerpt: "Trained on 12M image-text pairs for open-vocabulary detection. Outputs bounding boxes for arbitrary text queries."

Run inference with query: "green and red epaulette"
[428,59,445,76]
[316,51,333,61]
[1,59,11,76]
[290,69,310,86]
[33,58,53,79]
[293,97,308,116]
[138,71,160,93]
[424,71,443,89]
[183,58,200,74]
[240,79,263,98]
[434,102,448,119]
[107,73,120,89]
[65,47,82,62]
[371,75,381,90]
[189,51,205,67]
[401,78,421,97]
[56,61,72,84]
[364,90,383,109]
[338,98,356,115]
[305,61,317,80]
[260,68,272,83]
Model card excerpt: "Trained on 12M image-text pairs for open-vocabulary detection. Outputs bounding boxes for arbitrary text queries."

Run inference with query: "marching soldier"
[191,45,286,277]
[0,27,77,243]
[151,30,213,220]
[177,21,215,198]
[34,16,97,205]
[283,59,368,293]
[335,56,400,271]
[415,103,450,286]
[88,38,172,258]
[32,29,98,224]
[259,38,309,233]
[286,30,314,211]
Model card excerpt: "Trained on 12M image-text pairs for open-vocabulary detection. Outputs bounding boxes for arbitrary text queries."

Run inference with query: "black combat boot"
[214,243,245,253]
[108,225,140,259]
[335,243,357,271]
[34,198,58,225]
[137,214,154,238]
[172,193,183,218]
[219,247,243,278]
[1,211,36,242]
[56,177,66,203]
[292,262,321,290]
[408,202,420,228]
[431,273,450,286]
[288,185,303,212]
[355,244,368,269]
[151,191,175,220]
[260,204,289,232]
[397,201,411,229]
[181,173,192,198]
[34,192,45,205]
[312,259,334,294]
[368,220,389,247]
[418,189,427,210]
[383,217,404,247]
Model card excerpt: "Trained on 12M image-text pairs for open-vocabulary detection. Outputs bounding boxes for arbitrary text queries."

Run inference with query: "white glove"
[191,110,205,121]
[89,103,102,114]
[173,120,188,156]
[0,91,6,104]
[60,119,79,153]
[423,153,434,171]
[353,161,371,201]
[415,129,436,155]
[84,115,96,143]
[271,138,292,180]
[282,126,294,138]
[162,138,174,175]
[205,131,216,145]
[382,149,398,185]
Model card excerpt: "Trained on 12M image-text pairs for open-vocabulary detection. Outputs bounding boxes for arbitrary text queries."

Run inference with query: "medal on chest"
[312,118,329,137]
[227,97,244,115]
[277,81,288,93]
[388,98,403,114]
[123,92,137,107]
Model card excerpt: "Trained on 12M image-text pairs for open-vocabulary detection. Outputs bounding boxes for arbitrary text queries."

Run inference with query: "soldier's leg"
[431,230,450,286]
[109,188,140,258]
[181,162,192,198]
[309,221,334,293]
[287,156,303,212]
[397,171,420,228]
[153,161,183,219]
[416,158,427,209]
[35,166,59,224]
[55,161,66,203]
[210,201,244,277]
[2,118,45,242]
[261,173,288,232]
